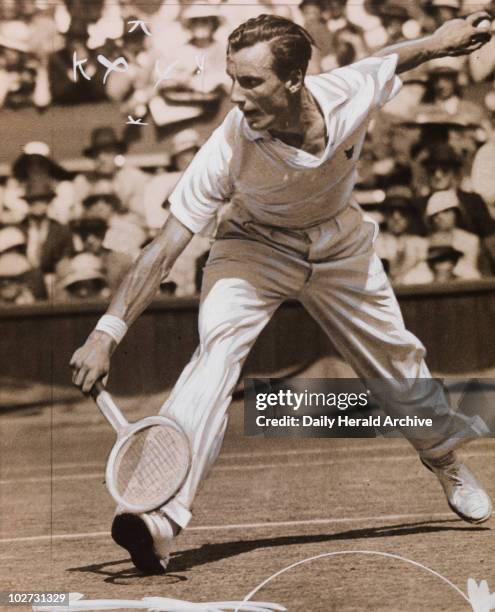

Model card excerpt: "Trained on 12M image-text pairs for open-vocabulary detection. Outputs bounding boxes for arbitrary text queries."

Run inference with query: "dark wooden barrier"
[1,279,495,395]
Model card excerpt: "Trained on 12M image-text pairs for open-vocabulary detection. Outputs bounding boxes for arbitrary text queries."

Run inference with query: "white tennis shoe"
[111,511,175,574]
[421,452,492,524]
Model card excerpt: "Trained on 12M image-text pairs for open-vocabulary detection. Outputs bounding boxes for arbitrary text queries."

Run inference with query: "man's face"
[83,233,104,254]
[387,209,409,236]
[431,259,456,282]
[95,148,119,175]
[327,0,345,19]
[86,200,114,222]
[188,18,217,44]
[0,278,24,303]
[428,164,456,191]
[301,4,322,22]
[432,74,456,101]
[28,198,50,219]
[227,42,297,132]
[431,208,457,231]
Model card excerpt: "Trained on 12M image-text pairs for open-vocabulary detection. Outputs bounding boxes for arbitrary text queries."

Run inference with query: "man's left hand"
[434,12,492,57]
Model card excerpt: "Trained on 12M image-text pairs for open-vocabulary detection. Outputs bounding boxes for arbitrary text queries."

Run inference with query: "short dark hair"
[228,14,314,81]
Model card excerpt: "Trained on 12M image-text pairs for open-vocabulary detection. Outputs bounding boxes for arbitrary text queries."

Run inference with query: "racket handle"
[90,381,129,432]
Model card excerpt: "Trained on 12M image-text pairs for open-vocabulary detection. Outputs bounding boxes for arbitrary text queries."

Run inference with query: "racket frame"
[91,383,191,513]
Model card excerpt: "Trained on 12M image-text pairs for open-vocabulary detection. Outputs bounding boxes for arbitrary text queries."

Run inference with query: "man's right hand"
[70,331,115,394]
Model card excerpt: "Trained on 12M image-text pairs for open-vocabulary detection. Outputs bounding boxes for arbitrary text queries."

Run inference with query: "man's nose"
[230,81,246,106]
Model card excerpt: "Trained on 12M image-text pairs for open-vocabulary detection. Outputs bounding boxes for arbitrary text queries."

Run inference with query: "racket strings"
[114,425,189,508]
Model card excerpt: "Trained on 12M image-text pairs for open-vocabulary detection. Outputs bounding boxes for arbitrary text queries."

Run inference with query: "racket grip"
[90,380,105,401]
[90,381,129,432]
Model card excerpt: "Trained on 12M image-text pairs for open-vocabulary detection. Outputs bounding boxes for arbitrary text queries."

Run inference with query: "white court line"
[1,449,493,485]
[4,440,495,476]
[0,512,454,545]
[0,445,402,475]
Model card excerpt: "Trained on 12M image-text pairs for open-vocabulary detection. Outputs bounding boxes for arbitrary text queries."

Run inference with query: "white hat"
[0,21,31,53]
[431,0,460,8]
[0,227,26,254]
[0,252,30,278]
[171,129,201,157]
[59,253,106,289]
[22,141,51,157]
[426,190,459,217]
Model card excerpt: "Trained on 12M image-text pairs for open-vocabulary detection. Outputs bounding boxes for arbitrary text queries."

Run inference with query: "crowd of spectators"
[2,0,495,305]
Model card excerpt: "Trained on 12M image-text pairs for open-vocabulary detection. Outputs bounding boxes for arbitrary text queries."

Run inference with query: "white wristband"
[95,315,128,345]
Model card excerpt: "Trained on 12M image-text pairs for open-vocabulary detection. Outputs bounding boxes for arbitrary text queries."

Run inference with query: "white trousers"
[157,203,473,528]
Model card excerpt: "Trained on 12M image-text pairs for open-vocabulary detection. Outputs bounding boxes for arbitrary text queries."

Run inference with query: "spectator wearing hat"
[144,129,201,234]
[425,189,481,278]
[375,192,429,283]
[415,143,495,237]
[401,244,465,284]
[74,127,149,224]
[0,225,46,299]
[18,175,74,280]
[55,252,110,302]
[47,18,106,105]
[2,141,77,225]
[81,187,147,258]
[418,62,487,124]
[104,17,155,109]
[70,217,132,292]
[324,0,368,64]
[297,0,332,73]
[158,4,230,98]
[0,252,37,305]
[0,19,50,110]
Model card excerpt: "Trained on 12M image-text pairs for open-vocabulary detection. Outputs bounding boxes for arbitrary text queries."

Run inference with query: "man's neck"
[268,88,327,154]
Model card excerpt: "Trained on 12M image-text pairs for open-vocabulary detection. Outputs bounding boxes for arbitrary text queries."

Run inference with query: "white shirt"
[169,55,401,234]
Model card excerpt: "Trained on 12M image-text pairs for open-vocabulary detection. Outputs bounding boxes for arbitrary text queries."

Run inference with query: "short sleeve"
[331,54,402,109]
[168,117,235,234]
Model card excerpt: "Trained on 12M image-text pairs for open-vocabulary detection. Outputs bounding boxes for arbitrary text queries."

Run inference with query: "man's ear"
[285,69,304,94]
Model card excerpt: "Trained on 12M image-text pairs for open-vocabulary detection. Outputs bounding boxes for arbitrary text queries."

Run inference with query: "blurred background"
[2,0,495,401]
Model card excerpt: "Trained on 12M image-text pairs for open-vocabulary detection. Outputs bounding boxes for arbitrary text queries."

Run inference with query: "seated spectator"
[0,20,49,110]
[103,17,153,109]
[374,192,428,283]
[377,3,410,45]
[0,225,46,299]
[48,18,106,105]
[148,4,229,127]
[401,244,466,284]
[70,217,132,291]
[55,252,110,301]
[21,176,74,276]
[3,141,77,225]
[144,129,200,234]
[81,189,147,257]
[425,190,481,279]
[415,143,495,237]
[0,252,37,305]
[297,0,332,73]
[418,64,486,124]
[325,0,368,59]
[75,127,149,224]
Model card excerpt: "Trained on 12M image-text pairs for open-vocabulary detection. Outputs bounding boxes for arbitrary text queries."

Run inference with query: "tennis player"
[71,12,493,573]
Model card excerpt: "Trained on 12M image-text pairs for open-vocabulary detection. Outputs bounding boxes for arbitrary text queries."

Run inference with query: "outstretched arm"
[70,212,193,393]
[374,11,492,74]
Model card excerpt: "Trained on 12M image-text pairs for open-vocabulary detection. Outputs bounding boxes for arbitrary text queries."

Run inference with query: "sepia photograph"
[1,0,495,610]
